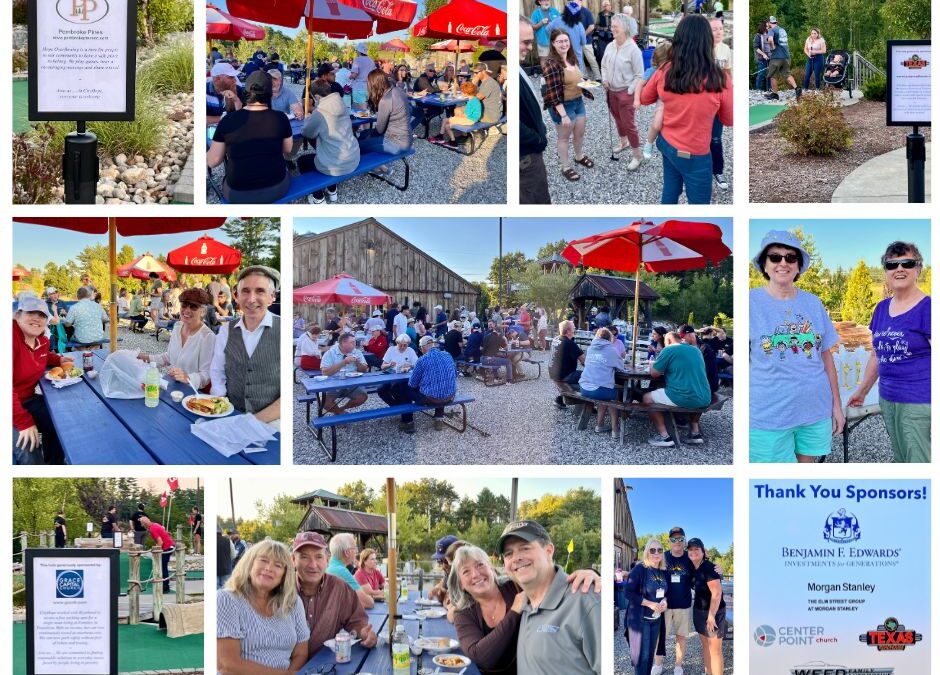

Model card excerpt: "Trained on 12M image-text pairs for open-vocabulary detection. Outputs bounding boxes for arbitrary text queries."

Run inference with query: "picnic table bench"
[447,115,507,156]
[454,359,505,386]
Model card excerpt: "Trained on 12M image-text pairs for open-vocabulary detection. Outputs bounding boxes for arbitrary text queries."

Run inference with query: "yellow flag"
[567,538,575,553]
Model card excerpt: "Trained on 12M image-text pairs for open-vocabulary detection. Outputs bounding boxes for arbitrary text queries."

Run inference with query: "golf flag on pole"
[167,477,180,491]
[160,492,168,508]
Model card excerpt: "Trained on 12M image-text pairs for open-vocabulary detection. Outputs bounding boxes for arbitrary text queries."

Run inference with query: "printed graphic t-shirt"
[749,287,839,430]
[870,296,931,404]
[664,551,694,609]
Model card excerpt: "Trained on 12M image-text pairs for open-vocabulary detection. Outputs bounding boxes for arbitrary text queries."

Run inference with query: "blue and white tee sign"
[750,480,930,675]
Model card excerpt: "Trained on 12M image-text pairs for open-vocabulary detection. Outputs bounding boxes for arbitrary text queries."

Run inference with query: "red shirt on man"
[147,522,175,550]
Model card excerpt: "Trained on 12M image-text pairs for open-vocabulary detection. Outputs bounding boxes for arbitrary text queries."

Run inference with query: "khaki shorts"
[648,388,677,406]
[664,606,693,638]
[767,58,791,80]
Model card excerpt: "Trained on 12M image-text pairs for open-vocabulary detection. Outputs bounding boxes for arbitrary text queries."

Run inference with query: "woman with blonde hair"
[623,539,668,675]
[354,547,386,600]
[803,27,827,90]
[217,539,309,673]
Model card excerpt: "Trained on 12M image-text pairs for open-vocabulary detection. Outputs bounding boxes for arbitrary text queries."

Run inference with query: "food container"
[171,391,184,403]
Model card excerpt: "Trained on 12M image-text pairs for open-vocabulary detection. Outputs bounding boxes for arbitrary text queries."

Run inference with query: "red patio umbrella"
[381,37,411,52]
[562,220,731,365]
[339,0,417,34]
[12,266,30,281]
[206,4,266,41]
[118,254,177,282]
[12,217,228,351]
[429,39,476,52]
[167,235,242,275]
[293,273,391,306]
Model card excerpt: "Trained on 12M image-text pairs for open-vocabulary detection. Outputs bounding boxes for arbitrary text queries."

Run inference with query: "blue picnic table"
[300,370,411,423]
[410,94,469,139]
[300,612,389,675]
[205,112,376,149]
[37,349,280,465]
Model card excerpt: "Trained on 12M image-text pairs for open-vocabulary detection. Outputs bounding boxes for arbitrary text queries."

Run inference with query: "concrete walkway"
[832,142,931,202]
[173,151,195,204]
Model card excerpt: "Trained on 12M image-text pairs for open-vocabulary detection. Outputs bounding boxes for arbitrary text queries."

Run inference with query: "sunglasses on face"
[181,301,203,310]
[669,537,685,543]
[884,259,918,270]
[649,547,664,554]
[767,253,799,264]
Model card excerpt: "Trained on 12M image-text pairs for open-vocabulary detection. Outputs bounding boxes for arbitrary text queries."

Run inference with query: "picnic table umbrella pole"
[386,478,398,636]
[108,217,118,353]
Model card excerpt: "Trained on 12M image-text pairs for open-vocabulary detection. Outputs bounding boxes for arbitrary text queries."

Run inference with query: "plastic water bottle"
[392,624,411,674]
[144,364,160,408]
[400,578,408,602]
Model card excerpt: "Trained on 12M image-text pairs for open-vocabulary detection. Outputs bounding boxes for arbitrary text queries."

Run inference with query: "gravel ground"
[749,96,930,202]
[207,82,505,205]
[537,80,733,205]
[613,611,733,674]
[293,351,733,465]
[818,414,894,463]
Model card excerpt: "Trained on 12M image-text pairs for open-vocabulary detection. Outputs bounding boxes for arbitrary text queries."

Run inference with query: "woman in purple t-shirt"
[848,241,931,462]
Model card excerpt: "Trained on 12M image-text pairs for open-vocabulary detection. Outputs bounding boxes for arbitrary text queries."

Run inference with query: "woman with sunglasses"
[137,288,216,391]
[623,539,668,675]
[749,230,844,462]
[848,242,930,462]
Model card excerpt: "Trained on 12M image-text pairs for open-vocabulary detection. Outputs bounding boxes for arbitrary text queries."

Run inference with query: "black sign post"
[886,40,931,203]
[27,0,137,204]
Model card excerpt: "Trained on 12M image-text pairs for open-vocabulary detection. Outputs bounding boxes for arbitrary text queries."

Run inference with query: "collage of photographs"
[2,1,935,675]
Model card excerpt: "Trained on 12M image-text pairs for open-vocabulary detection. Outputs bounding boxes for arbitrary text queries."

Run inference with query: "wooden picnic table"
[615,366,655,403]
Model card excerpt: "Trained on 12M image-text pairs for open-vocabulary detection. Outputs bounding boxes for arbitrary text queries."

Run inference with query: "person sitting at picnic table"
[63,286,108,346]
[291,532,377,658]
[207,61,245,123]
[609,325,627,359]
[462,323,485,364]
[137,288,216,391]
[218,539,310,673]
[482,324,515,384]
[678,324,719,394]
[413,63,440,95]
[127,289,148,333]
[550,320,586,409]
[438,64,457,93]
[473,62,505,125]
[358,70,414,162]
[207,70,293,204]
[326,533,376,609]
[379,334,418,376]
[363,326,388,369]
[209,266,281,422]
[648,325,667,361]
[364,309,385,333]
[300,80,361,205]
[383,335,458,433]
[354,547,386,601]
[432,82,483,148]
[579,327,629,438]
[349,42,376,111]
[320,333,369,415]
[267,68,302,119]
[13,296,71,465]
[314,63,345,97]
[444,321,465,360]
[643,331,712,447]
[295,323,323,371]
[116,288,130,319]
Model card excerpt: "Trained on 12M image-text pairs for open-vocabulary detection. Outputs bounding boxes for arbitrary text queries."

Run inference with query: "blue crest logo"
[823,508,861,544]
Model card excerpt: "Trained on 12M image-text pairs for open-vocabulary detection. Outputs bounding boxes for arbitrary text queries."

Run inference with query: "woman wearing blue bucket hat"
[749,230,844,462]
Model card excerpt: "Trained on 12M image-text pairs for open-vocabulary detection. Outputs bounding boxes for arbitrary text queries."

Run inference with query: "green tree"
[337,481,377,512]
[254,493,308,545]
[518,263,577,327]
[138,0,193,47]
[841,260,876,324]
[881,0,931,38]
[221,217,279,268]
[536,239,569,260]
[918,266,931,294]
[487,252,531,306]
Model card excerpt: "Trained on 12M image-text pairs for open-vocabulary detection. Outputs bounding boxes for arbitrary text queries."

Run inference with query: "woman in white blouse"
[137,288,216,390]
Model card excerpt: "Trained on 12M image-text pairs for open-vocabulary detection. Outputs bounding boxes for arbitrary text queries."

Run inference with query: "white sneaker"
[627,157,642,171]
[307,193,325,205]
[327,186,338,203]
[714,173,729,190]
[674,667,684,675]
[642,142,654,160]
[650,666,664,675]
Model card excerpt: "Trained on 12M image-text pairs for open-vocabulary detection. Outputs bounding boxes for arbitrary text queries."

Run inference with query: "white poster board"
[29,0,136,120]
[887,41,931,126]
[27,550,118,675]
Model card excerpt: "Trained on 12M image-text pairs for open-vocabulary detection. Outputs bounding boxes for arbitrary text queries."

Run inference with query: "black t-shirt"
[443,329,464,359]
[413,74,438,94]
[101,513,116,536]
[549,336,583,380]
[131,510,147,532]
[481,331,506,357]
[415,307,427,324]
[212,108,291,191]
[325,318,341,344]
[664,551,695,608]
[700,342,719,393]
[54,516,66,540]
[692,559,726,613]
[192,513,203,534]
[217,534,233,576]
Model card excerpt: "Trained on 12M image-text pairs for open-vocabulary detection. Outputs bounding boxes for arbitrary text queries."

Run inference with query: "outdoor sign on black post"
[886,40,931,203]
[26,548,120,675]
[27,0,137,204]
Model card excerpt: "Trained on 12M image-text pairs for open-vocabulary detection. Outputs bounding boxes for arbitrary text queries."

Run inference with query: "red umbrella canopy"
[207,3,266,41]
[11,217,228,236]
[339,0,417,34]
[381,37,411,51]
[413,0,505,40]
[12,265,31,281]
[429,39,476,52]
[118,254,177,282]
[227,0,373,37]
[562,220,731,273]
[167,235,243,275]
[294,273,391,305]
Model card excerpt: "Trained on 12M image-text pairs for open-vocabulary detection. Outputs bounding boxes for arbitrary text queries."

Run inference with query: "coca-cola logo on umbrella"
[362,0,395,17]
[455,23,498,37]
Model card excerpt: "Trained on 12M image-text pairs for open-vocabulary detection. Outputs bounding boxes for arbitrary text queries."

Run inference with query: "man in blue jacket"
[519,17,551,204]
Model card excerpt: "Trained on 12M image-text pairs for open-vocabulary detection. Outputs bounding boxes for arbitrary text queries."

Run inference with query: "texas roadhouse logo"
[901,55,928,69]
[859,617,923,651]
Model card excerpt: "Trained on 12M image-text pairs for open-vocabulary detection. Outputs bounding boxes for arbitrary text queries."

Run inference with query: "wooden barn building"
[294,218,480,326]
[614,478,639,570]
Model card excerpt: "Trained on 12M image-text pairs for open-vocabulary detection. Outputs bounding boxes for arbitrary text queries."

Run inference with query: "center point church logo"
[754,625,776,647]
[57,0,110,24]
[824,508,861,544]
[754,624,833,647]
[55,569,84,598]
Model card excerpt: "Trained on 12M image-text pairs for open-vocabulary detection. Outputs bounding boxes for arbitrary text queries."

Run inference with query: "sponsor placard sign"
[886,40,931,126]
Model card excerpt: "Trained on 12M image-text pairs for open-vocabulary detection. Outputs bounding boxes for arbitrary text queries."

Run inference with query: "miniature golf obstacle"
[159,602,205,638]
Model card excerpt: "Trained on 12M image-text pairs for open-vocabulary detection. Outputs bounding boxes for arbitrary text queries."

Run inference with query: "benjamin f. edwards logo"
[55,569,84,598]
[823,508,860,544]
[57,0,110,24]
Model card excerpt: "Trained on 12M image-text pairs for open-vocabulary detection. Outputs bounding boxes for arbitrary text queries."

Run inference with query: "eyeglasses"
[884,259,918,270]
[521,39,535,46]
[669,536,685,543]
[181,301,202,310]
[649,548,664,554]
[766,253,799,264]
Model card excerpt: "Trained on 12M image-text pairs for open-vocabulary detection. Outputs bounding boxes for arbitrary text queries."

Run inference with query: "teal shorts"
[750,417,832,463]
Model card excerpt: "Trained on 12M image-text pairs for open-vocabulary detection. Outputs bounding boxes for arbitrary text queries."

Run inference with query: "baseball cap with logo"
[497,520,552,552]
[687,537,705,551]
[669,526,686,538]
[292,531,328,553]
[432,534,459,561]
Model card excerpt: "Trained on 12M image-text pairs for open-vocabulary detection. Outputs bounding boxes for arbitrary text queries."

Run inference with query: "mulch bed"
[749,100,930,203]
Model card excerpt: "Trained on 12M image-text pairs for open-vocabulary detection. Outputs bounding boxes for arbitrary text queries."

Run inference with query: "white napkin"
[190,415,276,457]
[51,376,83,389]
[322,637,361,653]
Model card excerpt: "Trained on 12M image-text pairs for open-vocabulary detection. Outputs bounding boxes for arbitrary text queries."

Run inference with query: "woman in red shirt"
[639,14,732,204]
[12,297,68,464]
[354,548,386,600]
[363,327,389,370]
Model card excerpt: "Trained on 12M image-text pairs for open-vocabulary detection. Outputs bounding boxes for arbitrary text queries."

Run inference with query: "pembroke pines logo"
[57,0,110,24]
[55,569,84,599]
[901,55,929,69]
[823,508,860,544]
[859,617,923,651]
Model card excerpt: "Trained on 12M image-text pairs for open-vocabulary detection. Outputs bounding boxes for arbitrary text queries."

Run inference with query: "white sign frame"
[886,40,931,127]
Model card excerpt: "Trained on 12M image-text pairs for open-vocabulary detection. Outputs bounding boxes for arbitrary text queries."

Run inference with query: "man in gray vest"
[210,266,280,422]
[499,520,601,674]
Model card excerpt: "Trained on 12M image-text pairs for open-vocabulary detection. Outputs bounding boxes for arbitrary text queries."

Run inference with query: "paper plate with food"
[432,654,471,669]
[183,395,234,418]
[415,597,442,606]
[345,371,363,378]
[578,79,602,89]
[416,608,448,620]
[45,366,84,382]
[354,111,373,118]
[414,637,459,653]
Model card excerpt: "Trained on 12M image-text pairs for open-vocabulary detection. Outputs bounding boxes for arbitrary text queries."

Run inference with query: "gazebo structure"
[569,273,659,334]
[291,489,353,509]
[297,503,388,553]
[536,253,572,274]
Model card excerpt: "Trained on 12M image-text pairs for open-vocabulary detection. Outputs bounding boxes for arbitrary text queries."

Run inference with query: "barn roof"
[299,505,388,536]
[291,489,352,506]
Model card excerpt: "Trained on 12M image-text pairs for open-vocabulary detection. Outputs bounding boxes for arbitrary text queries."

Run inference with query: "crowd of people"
[217,519,601,674]
[520,4,733,205]
[206,42,507,203]
[12,266,282,464]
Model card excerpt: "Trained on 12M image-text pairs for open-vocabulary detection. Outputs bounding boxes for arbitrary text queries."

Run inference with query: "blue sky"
[222,477,600,520]
[214,0,508,42]
[750,219,931,270]
[296,217,734,283]
[12,221,243,269]
[624,478,733,551]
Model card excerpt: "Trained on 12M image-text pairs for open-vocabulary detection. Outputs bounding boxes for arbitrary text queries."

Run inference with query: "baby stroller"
[822,49,853,98]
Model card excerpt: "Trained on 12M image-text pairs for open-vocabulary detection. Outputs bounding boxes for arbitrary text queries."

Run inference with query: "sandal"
[575,155,595,168]
[561,167,581,181]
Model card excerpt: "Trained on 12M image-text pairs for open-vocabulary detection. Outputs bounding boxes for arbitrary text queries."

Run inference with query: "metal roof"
[571,274,660,301]
[300,505,388,535]
[536,253,572,266]
[291,489,352,505]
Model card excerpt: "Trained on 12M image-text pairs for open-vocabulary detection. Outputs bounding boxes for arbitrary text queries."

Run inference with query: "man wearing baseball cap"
[651,526,695,675]
[499,520,601,674]
[292,531,377,655]
[678,324,719,397]
[764,16,801,101]
[428,534,463,603]
[207,61,245,122]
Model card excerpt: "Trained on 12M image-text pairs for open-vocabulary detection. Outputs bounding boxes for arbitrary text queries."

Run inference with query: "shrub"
[13,51,28,72]
[862,74,887,102]
[138,40,194,94]
[138,0,193,45]
[776,92,854,155]
[13,0,27,24]
[13,124,62,204]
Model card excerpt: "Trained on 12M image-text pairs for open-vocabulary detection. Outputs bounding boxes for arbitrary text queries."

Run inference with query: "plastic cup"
[171,391,184,403]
